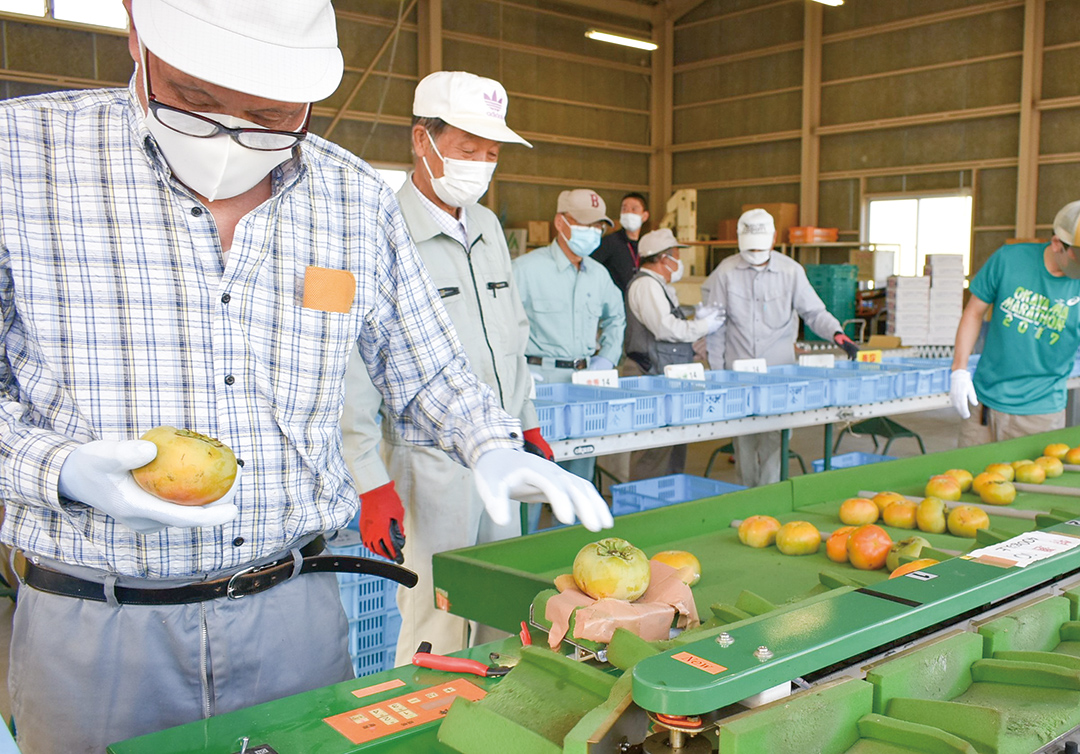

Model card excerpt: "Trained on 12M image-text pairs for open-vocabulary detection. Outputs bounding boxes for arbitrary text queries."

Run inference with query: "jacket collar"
[397,175,482,248]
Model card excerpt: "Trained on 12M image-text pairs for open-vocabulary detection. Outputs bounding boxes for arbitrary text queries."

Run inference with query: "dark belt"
[526,355,587,370]
[16,535,418,606]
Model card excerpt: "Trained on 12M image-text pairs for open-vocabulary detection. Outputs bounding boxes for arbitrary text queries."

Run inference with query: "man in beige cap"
[624,228,723,478]
[343,70,582,666]
[512,189,627,480]
[0,4,612,749]
[951,199,1080,444]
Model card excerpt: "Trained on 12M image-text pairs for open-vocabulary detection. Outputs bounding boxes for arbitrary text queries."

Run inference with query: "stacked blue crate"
[327,529,401,677]
[610,474,744,516]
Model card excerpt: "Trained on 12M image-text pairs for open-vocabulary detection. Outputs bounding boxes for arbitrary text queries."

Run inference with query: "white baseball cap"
[557,189,613,226]
[738,208,776,252]
[1053,200,1080,246]
[639,228,688,259]
[413,71,532,147]
[132,0,344,103]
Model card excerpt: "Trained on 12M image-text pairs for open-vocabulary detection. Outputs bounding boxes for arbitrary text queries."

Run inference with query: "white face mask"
[619,213,643,233]
[139,52,294,202]
[740,249,771,267]
[422,130,497,208]
[667,256,684,283]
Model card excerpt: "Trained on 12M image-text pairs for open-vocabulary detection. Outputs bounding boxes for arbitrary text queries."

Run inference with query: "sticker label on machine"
[964,530,1080,568]
[671,651,727,675]
[323,679,486,744]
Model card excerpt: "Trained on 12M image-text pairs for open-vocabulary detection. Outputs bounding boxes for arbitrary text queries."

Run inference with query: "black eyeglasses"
[145,57,310,152]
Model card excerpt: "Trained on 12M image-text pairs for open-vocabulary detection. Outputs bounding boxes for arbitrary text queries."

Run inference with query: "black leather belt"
[526,355,587,370]
[16,535,418,606]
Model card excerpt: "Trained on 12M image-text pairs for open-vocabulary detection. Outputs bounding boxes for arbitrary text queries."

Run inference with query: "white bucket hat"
[413,71,532,147]
[1053,200,1080,246]
[132,0,344,103]
[737,208,776,252]
[639,228,688,259]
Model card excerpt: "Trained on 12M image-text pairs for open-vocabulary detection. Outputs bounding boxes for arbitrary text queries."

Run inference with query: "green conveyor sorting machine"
[111,428,1080,754]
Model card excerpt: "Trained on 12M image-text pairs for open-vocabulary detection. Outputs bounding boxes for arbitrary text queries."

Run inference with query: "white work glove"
[473,448,614,532]
[949,369,979,420]
[694,303,720,319]
[529,369,545,383]
[58,440,240,534]
[588,356,615,371]
[697,310,724,334]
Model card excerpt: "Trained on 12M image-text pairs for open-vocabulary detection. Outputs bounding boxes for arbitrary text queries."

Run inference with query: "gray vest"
[624,271,695,375]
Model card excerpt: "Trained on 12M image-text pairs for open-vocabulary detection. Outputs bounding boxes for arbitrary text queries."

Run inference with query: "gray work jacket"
[701,252,843,369]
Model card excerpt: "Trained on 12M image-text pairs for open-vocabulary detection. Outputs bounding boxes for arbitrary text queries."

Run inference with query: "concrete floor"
[0,406,963,734]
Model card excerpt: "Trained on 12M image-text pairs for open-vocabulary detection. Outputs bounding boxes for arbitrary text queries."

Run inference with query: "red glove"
[358,481,405,564]
[834,332,860,360]
[522,427,554,462]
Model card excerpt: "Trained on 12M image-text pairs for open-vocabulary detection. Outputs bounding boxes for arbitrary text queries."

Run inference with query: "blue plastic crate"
[812,451,897,473]
[611,474,744,516]
[534,400,569,441]
[830,362,911,398]
[535,383,664,436]
[618,376,752,425]
[768,365,893,406]
[328,530,401,677]
[703,370,829,414]
[882,358,951,394]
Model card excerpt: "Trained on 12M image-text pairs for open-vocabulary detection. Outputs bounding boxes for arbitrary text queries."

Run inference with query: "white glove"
[529,369,545,383]
[949,369,979,419]
[58,440,240,534]
[588,356,615,371]
[694,303,720,319]
[697,310,724,334]
[473,448,614,532]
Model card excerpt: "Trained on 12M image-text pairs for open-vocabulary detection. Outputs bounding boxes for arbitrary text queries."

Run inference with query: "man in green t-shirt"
[951,200,1080,446]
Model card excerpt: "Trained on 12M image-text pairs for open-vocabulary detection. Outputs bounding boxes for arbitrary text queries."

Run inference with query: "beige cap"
[133,0,343,103]
[738,208,776,252]
[413,71,531,147]
[639,228,688,259]
[557,189,613,226]
[1053,200,1080,246]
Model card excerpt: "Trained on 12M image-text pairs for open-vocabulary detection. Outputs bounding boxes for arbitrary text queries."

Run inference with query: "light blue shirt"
[512,241,626,365]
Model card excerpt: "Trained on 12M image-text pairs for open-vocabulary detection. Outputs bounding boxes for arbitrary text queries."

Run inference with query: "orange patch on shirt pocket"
[302,266,356,314]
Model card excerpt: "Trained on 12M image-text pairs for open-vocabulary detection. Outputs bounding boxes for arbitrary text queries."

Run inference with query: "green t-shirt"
[970,243,1080,415]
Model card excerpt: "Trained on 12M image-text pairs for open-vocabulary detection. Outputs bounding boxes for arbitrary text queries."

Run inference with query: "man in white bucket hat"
[0,3,611,750]
[342,71,599,666]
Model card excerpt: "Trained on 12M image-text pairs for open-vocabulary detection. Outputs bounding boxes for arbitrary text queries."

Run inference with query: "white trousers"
[387,442,519,667]
[734,431,782,488]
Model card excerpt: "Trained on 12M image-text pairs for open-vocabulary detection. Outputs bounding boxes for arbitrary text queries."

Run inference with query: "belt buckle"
[226,565,258,600]
[574,359,587,370]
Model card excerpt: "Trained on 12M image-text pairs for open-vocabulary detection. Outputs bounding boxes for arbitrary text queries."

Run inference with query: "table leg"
[823,423,834,472]
[781,429,791,481]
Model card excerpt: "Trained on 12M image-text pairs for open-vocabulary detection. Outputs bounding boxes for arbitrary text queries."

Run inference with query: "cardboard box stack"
[924,254,965,345]
[885,276,930,345]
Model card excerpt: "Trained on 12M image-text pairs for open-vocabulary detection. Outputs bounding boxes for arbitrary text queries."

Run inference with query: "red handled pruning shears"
[412,642,511,677]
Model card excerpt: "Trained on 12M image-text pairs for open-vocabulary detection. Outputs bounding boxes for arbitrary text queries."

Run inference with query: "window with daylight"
[866,194,973,279]
[375,168,408,193]
[0,0,128,29]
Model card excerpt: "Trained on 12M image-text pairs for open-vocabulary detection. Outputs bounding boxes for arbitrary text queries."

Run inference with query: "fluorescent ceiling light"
[585,29,658,51]
[812,0,844,5]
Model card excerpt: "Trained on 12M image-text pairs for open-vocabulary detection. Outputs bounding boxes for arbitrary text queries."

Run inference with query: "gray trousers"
[10,552,353,754]
[734,432,782,488]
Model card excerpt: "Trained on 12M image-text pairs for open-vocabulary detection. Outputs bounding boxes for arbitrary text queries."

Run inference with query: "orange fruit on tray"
[1014,463,1046,485]
[738,515,782,548]
[775,521,821,556]
[847,524,892,571]
[984,463,1015,482]
[1044,443,1070,460]
[942,469,973,492]
[882,501,918,529]
[916,497,948,534]
[979,479,1016,505]
[947,505,990,538]
[972,472,1006,496]
[1065,447,1080,465]
[826,526,856,563]
[839,497,879,526]
[924,475,962,502]
[872,491,906,514]
[1035,456,1064,478]
[889,558,940,579]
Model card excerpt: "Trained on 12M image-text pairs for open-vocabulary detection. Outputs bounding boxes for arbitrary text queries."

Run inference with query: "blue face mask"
[561,223,602,257]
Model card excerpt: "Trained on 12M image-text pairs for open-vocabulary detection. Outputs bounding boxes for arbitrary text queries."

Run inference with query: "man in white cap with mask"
[0,3,612,750]
[513,189,627,480]
[341,70,559,667]
[701,208,857,486]
[951,199,1080,445]
[624,228,723,478]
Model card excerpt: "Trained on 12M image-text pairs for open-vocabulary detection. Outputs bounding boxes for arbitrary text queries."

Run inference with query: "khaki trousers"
[958,406,1066,448]
[733,432,783,488]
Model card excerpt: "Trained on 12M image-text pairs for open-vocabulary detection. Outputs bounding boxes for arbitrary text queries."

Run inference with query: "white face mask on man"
[139,48,298,202]
[619,213,643,233]
[422,130,497,208]
[740,249,771,267]
[665,254,684,283]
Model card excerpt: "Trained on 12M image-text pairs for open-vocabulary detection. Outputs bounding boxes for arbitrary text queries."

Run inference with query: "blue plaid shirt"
[0,82,521,578]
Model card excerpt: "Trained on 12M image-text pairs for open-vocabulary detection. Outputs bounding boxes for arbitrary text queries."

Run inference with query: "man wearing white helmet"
[341,70,573,666]
[0,3,612,750]
[951,200,1080,445]
[701,209,857,487]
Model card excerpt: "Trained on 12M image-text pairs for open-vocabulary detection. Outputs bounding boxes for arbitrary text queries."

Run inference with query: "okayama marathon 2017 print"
[999,286,1071,342]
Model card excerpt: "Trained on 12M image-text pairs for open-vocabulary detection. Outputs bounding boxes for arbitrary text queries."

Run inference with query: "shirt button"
[190,207,203,217]
[233,537,244,547]
[510,432,519,439]
[221,293,231,304]
[225,375,235,385]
